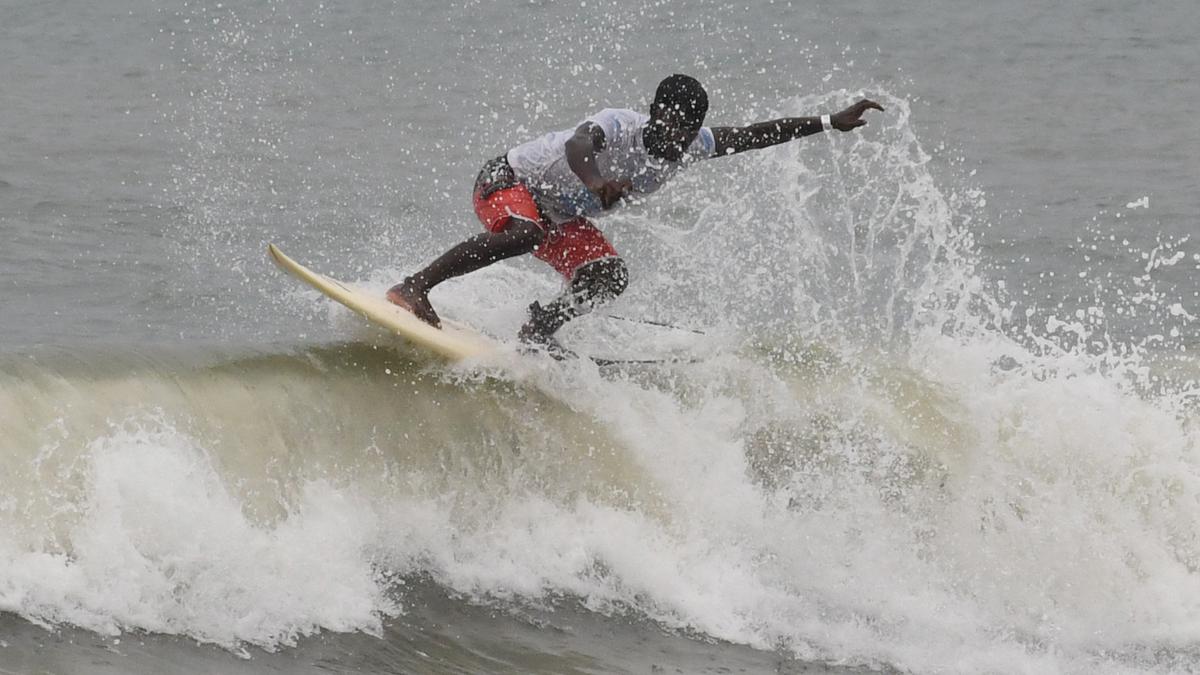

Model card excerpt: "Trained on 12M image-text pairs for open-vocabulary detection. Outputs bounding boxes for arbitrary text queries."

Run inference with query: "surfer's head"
[645,74,708,162]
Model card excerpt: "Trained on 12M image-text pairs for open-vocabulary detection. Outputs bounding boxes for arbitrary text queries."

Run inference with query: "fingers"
[593,180,628,208]
[834,99,883,124]
[600,180,629,208]
[855,98,885,113]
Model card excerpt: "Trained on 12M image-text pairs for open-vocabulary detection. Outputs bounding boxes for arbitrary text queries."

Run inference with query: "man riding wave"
[388,74,882,355]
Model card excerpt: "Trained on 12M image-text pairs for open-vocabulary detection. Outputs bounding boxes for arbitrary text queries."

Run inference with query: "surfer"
[388,74,883,354]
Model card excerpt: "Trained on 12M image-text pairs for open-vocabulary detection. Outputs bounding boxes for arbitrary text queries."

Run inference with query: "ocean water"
[2,0,1199,673]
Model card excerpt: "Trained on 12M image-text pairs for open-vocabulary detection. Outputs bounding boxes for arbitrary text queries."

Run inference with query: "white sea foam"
[2,340,1198,673]
[0,418,396,652]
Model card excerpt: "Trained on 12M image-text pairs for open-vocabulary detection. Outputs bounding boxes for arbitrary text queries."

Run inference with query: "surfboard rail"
[267,244,496,362]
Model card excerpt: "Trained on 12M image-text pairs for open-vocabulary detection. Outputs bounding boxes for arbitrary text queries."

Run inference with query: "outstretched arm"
[710,98,884,157]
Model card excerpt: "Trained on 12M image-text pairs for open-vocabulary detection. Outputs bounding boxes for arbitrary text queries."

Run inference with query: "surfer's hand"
[830,99,885,131]
[589,179,632,209]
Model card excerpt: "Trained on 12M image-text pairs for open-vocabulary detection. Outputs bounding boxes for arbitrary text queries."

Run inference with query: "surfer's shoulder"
[585,108,647,140]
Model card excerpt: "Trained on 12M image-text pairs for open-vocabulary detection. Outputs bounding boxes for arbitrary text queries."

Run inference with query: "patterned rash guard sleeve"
[585,109,633,146]
[689,127,717,160]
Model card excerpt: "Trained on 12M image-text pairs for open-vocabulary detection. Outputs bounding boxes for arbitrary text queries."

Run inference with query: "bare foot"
[386,280,441,328]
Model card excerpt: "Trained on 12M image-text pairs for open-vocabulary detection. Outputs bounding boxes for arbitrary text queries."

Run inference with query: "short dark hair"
[653,74,708,125]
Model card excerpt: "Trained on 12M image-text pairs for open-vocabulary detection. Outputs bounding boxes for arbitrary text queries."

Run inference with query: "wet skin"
[388,88,884,343]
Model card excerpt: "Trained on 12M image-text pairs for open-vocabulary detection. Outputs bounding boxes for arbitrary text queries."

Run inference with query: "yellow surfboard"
[267,244,497,362]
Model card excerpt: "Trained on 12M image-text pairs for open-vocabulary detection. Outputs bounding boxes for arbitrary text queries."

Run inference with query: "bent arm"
[564,122,629,209]
[565,122,607,189]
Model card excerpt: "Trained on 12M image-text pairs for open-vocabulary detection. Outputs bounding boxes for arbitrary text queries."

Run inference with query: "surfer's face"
[645,106,702,162]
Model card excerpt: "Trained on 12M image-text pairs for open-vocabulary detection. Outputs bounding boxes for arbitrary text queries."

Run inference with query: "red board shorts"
[472,181,618,281]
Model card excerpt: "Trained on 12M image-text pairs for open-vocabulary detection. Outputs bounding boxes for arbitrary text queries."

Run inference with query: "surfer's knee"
[571,257,628,304]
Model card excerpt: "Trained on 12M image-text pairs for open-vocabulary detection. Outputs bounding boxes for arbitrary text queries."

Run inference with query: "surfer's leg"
[519,257,629,347]
[520,219,626,350]
[389,173,549,327]
[387,219,543,327]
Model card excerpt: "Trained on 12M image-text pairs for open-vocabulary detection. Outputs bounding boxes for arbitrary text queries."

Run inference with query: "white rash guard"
[505,108,716,224]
